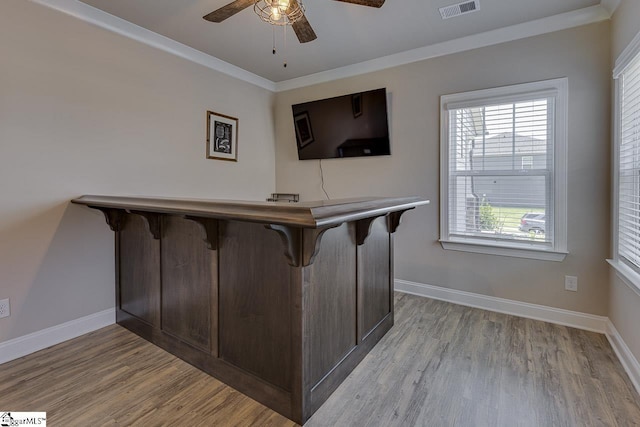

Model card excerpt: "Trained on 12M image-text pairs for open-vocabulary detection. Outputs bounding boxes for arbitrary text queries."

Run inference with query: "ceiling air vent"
[439,0,480,20]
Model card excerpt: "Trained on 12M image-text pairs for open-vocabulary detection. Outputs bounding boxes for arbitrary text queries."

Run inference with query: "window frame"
[439,78,568,261]
[608,31,640,296]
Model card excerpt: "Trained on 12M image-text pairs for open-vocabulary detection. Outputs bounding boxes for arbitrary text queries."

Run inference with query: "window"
[440,79,568,261]
[610,33,640,292]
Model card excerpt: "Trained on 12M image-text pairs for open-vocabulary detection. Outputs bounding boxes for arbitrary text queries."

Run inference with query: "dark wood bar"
[72,195,428,424]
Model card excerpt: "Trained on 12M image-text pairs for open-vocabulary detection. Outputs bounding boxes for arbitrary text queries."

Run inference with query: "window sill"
[607,259,640,297]
[440,239,568,261]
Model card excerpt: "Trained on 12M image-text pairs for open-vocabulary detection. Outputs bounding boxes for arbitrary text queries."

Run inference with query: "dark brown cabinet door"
[119,214,161,327]
[358,216,391,341]
[305,223,357,388]
[161,216,217,354]
[218,220,293,391]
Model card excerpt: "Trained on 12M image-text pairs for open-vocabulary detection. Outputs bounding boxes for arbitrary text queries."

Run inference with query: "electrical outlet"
[565,276,578,292]
[0,298,10,318]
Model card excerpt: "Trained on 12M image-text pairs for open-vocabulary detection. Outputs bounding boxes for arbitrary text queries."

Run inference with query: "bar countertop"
[71,195,429,228]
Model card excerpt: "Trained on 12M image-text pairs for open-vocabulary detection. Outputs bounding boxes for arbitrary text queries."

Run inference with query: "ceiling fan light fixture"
[254,0,304,26]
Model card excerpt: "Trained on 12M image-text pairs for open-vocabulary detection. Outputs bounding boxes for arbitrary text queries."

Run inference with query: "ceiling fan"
[203,0,386,44]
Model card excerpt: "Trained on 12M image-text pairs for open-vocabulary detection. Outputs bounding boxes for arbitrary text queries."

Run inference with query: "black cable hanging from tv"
[319,159,330,200]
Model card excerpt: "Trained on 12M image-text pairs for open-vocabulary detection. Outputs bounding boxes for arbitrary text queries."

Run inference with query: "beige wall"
[0,0,275,342]
[275,23,612,315]
[609,0,640,363]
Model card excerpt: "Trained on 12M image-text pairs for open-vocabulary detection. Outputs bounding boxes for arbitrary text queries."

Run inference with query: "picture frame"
[352,93,363,118]
[294,111,314,149]
[207,111,238,161]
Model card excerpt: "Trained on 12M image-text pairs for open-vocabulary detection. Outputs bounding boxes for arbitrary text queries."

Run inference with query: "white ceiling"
[76,0,605,83]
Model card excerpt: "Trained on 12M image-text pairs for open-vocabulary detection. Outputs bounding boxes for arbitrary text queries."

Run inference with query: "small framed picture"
[294,111,314,149]
[207,111,238,161]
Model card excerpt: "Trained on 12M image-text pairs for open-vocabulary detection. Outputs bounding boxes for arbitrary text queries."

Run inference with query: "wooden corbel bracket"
[355,215,386,246]
[184,216,218,250]
[302,225,340,266]
[91,207,126,232]
[387,208,415,234]
[129,210,162,240]
[265,224,302,267]
[265,223,341,267]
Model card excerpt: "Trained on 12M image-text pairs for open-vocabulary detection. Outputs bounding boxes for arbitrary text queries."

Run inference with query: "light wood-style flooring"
[1,293,639,426]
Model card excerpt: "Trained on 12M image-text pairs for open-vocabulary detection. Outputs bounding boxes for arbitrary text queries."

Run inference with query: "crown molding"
[28,0,276,92]
[275,4,610,91]
[601,0,621,16]
[29,0,612,93]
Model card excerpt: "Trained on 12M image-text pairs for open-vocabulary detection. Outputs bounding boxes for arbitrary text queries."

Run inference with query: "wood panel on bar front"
[72,195,428,424]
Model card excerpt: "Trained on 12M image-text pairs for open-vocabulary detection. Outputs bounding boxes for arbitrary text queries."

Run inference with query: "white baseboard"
[606,320,640,396]
[394,279,608,333]
[0,308,115,365]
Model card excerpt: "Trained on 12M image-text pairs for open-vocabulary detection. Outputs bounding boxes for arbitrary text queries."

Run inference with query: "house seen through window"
[451,101,550,240]
[440,79,568,260]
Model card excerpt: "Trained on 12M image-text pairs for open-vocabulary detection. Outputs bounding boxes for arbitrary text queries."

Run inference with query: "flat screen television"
[292,88,390,160]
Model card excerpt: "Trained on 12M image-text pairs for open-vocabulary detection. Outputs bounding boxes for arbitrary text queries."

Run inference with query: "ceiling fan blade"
[288,0,317,43]
[292,15,317,43]
[333,0,385,7]
[203,0,254,22]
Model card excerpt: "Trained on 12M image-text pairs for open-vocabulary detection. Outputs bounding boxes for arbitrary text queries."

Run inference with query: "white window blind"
[440,79,567,260]
[618,53,640,270]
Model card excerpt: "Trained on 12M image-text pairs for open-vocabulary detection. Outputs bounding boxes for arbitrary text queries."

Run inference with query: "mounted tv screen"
[292,88,390,160]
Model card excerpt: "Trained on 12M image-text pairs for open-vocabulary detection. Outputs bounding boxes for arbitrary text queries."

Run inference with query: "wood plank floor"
[1,293,639,426]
